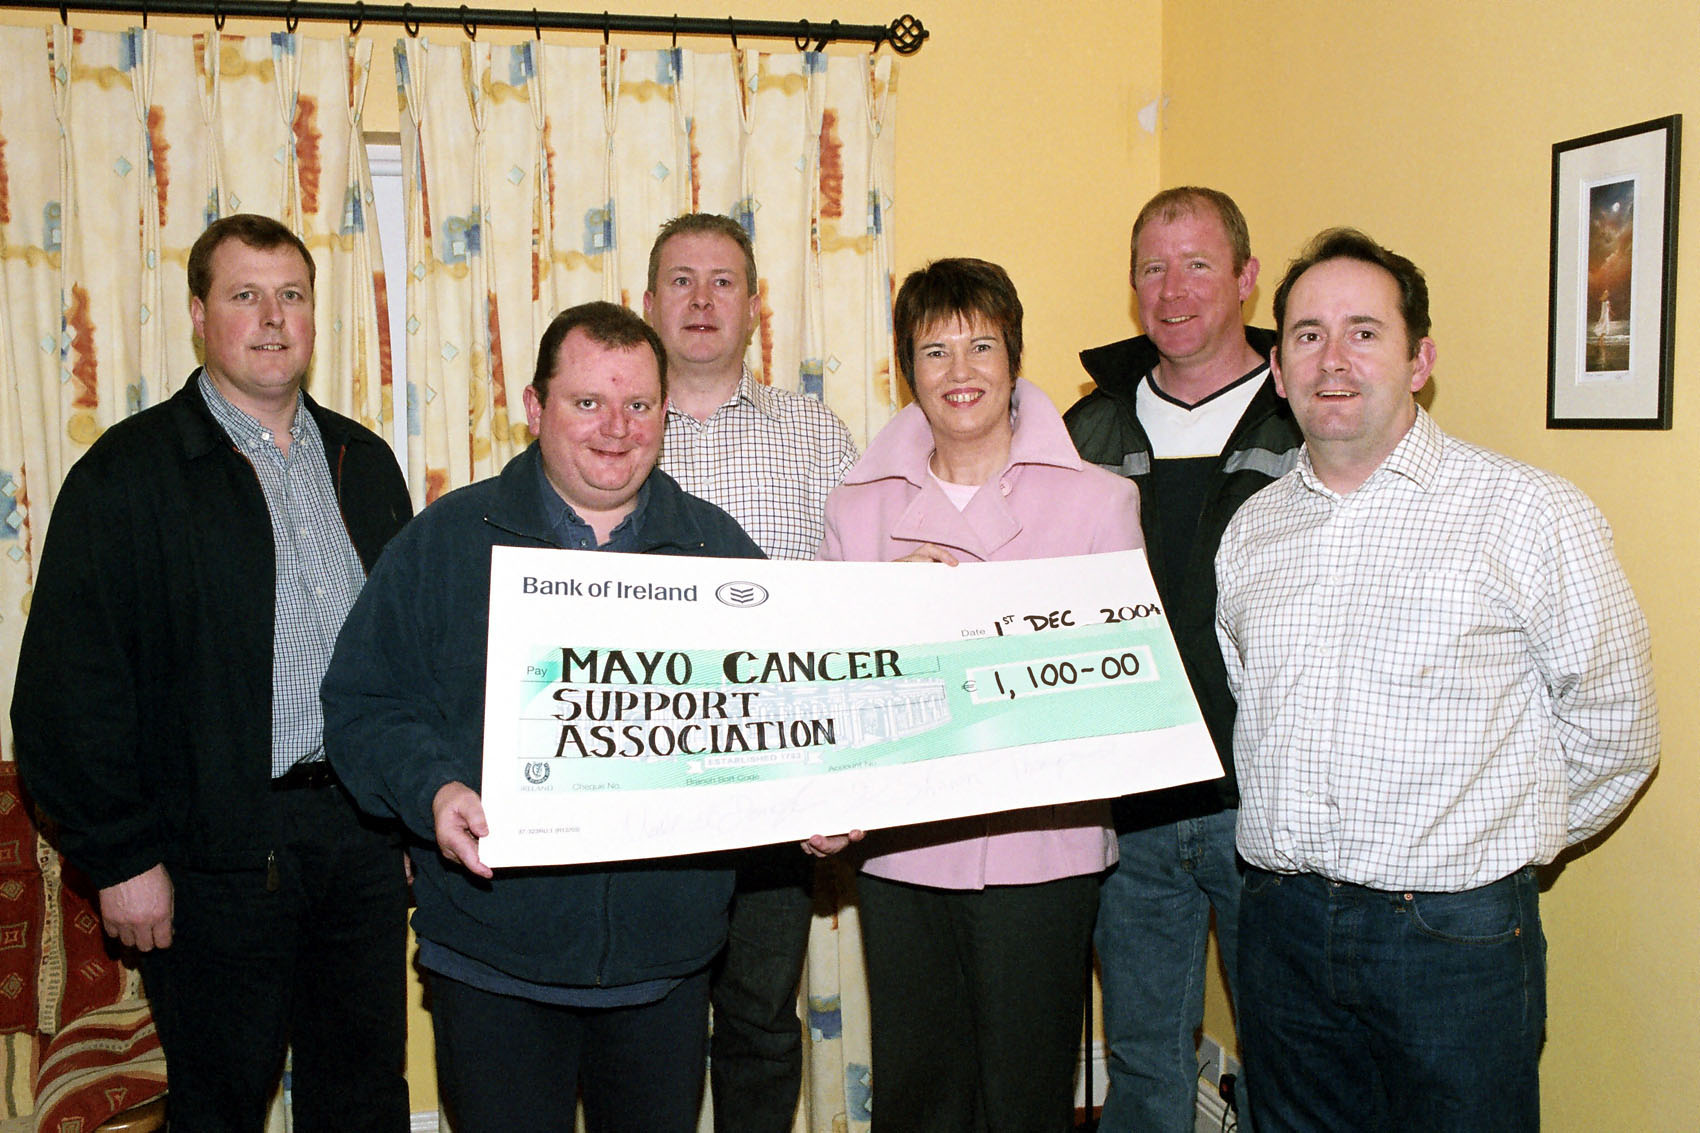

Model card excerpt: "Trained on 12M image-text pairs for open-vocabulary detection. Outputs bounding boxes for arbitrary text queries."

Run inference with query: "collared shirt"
[535,458,650,551]
[660,369,858,561]
[1217,408,1658,891]
[199,373,367,776]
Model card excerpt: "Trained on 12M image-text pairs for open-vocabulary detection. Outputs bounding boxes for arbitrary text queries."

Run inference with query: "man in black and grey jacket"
[1064,186,1301,1133]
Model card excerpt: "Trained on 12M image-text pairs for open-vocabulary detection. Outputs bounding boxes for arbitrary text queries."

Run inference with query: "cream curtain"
[0,21,391,1127]
[0,21,392,744]
[395,39,898,1132]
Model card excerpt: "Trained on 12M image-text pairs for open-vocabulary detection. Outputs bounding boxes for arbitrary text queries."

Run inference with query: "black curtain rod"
[11,0,928,53]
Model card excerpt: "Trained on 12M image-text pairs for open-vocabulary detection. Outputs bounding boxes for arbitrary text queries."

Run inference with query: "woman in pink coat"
[809,259,1142,1130]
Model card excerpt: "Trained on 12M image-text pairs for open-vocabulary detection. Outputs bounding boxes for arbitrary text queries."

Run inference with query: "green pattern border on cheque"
[507,617,1198,791]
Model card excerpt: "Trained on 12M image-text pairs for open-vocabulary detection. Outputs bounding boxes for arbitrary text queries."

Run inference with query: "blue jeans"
[1093,804,1247,1133]
[1237,867,1545,1133]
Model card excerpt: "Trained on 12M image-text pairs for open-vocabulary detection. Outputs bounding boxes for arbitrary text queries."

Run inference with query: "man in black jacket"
[1065,187,1300,1132]
[324,301,763,1132]
[13,215,413,1131]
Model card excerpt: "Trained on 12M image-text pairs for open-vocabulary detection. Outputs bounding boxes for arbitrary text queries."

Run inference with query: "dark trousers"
[858,871,1099,1133]
[137,784,409,1133]
[710,844,814,1133]
[430,967,713,1133]
[1238,867,1545,1133]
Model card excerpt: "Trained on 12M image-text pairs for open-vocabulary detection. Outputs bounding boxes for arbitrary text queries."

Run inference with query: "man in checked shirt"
[1216,227,1658,1133]
[643,213,858,1132]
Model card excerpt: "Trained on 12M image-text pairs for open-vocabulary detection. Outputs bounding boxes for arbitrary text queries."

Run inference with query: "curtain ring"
[727,16,737,51]
[213,0,225,31]
[817,19,838,51]
[671,13,679,48]
[403,2,420,37]
[602,11,611,46]
[57,2,67,25]
[794,19,810,51]
[284,0,299,33]
[349,0,363,35]
[461,5,476,40]
[140,0,148,29]
[532,7,541,40]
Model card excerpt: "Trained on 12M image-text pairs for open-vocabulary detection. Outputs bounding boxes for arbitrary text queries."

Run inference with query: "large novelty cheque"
[478,547,1221,867]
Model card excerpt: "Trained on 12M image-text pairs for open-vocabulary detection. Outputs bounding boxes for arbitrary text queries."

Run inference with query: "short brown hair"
[892,259,1024,392]
[1273,227,1431,357]
[531,301,668,404]
[646,213,758,295]
[1130,187,1253,275]
[187,214,315,301]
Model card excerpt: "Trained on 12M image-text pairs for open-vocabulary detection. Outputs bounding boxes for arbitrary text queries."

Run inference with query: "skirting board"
[1075,1039,1110,1109]
[1074,1040,1240,1133]
[1195,1081,1234,1133]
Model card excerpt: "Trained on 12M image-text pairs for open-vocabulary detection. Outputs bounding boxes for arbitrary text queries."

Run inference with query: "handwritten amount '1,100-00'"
[967,646,1158,704]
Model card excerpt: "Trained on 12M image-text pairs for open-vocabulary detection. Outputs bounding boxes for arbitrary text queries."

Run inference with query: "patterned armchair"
[0,765,166,1133]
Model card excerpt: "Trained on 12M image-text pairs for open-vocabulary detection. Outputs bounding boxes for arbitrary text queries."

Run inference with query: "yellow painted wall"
[24,3,1691,1126]
[1161,2,1700,1127]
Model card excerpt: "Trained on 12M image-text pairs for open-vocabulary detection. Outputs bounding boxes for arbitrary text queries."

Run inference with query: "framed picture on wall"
[1547,115,1680,429]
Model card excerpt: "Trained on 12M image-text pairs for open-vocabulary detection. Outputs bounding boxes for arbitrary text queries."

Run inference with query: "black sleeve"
[1062,390,1128,470]
[12,457,162,889]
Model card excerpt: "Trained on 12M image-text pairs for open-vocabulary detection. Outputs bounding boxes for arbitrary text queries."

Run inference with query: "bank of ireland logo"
[524,762,550,784]
[716,581,769,607]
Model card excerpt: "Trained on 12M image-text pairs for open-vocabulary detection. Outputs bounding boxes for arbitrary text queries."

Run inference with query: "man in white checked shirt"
[1216,228,1658,1133]
[643,213,858,1132]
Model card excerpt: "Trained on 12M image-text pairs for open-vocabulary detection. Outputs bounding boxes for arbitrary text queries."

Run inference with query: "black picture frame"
[1547,115,1680,429]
